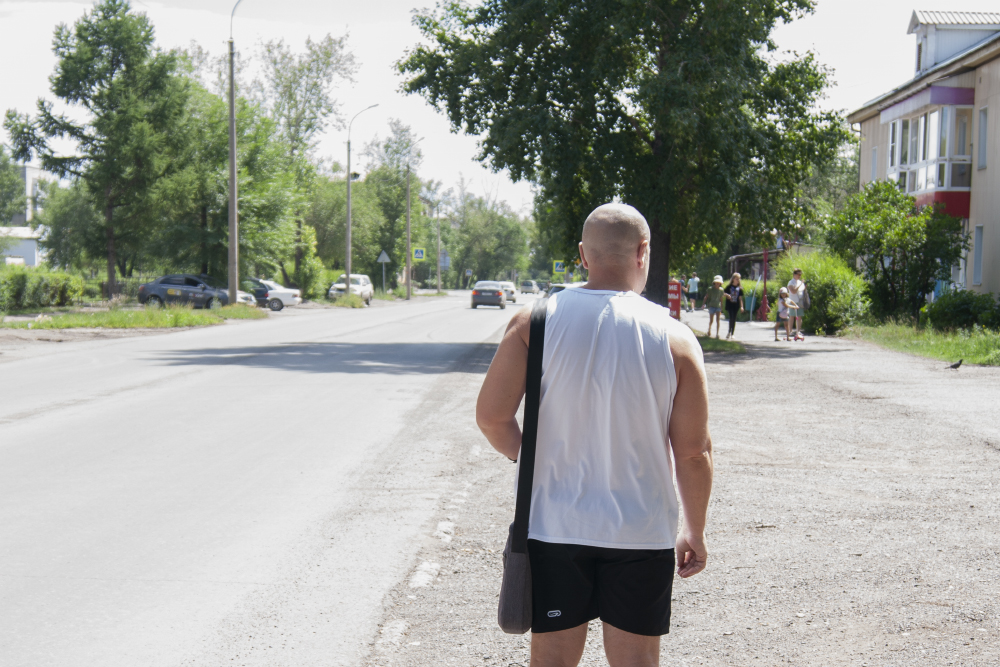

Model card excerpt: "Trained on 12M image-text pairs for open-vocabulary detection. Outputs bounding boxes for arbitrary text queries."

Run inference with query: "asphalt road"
[0,292,525,667]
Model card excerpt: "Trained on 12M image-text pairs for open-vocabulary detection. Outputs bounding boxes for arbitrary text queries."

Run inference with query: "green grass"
[1,304,267,329]
[845,323,1000,366]
[373,289,397,301]
[330,294,366,308]
[218,304,268,319]
[696,334,746,354]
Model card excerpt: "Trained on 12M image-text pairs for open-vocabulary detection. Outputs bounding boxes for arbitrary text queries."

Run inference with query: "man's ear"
[578,241,589,269]
[637,240,650,268]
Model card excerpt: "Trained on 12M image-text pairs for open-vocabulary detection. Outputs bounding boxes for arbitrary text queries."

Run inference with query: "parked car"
[138,274,255,308]
[328,274,374,305]
[546,283,568,297]
[520,280,540,294]
[500,281,517,303]
[242,278,301,311]
[471,281,506,309]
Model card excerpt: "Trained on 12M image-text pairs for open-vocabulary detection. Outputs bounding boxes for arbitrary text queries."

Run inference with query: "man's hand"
[676,531,708,578]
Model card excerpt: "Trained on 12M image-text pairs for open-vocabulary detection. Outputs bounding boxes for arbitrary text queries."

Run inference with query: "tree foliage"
[0,146,26,228]
[826,181,967,319]
[5,0,188,292]
[400,0,847,303]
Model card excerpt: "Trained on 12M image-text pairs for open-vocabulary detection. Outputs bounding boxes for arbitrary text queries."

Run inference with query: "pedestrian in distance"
[686,272,700,312]
[787,268,807,341]
[702,275,725,339]
[774,287,798,342]
[477,203,713,667]
[723,273,745,340]
[678,273,689,311]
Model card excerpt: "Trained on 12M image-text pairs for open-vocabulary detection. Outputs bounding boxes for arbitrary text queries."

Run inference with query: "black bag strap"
[511,297,548,554]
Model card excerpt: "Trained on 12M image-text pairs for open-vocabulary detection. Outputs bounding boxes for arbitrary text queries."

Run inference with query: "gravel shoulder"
[363,311,1000,666]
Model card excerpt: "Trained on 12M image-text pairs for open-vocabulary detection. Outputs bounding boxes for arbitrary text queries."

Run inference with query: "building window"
[900,119,910,164]
[951,163,972,188]
[889,121,897,168]
[979,108,988,169]
[938,107,948,158]
[955,109,971,156]
[871,147,878,181]
[928,110,940,160]
[972,225,984,286]
[919,114,928,161]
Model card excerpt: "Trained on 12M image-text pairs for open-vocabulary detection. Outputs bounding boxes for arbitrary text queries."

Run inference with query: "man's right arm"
[667,324,714,578]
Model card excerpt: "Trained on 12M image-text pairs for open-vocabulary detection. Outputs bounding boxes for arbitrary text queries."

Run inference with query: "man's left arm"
[476,309,531,461]
[668,324,714,578]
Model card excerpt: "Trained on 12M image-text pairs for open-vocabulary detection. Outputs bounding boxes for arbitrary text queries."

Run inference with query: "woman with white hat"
[701,275,726,339]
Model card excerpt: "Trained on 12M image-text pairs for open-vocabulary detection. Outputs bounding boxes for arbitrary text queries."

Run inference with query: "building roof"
[848,29,1000,124]
[909,10,1000,33]
[0,227,41,240]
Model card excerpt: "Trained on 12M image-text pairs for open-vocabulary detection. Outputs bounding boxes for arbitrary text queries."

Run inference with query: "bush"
[771,251,869,334]
[0,267,85,311]
[925,290,1000,331]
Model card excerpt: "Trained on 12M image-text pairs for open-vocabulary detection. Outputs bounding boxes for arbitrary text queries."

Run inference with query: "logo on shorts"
[547,610,561,618]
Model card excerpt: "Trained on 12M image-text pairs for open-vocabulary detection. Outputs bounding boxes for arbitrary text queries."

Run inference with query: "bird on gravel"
[948,359,963,370]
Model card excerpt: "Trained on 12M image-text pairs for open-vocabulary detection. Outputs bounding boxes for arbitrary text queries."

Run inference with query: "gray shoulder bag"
[498,297,548,634]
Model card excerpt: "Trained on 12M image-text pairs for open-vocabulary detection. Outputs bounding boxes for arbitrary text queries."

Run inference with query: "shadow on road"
[701,339,853,366]
[152,342,495,375]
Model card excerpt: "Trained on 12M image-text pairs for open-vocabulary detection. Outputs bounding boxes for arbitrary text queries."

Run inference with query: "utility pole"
[346,104,378,297]
[227,35,239,305]
[436,202,441,293]
[405,138,424,301]
[406,163,411,300]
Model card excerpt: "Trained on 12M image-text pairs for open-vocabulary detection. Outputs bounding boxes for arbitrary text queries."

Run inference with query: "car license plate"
[167,289,179,295]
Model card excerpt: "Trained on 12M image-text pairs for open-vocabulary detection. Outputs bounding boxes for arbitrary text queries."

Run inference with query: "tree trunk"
[646,220,671,306]
[294,219,303,276]
[200,205,209,275]
[104,205,117,298]
[279,261,293,287]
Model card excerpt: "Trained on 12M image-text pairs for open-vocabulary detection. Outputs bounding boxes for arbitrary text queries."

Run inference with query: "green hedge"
[0,267,85,311]
[739,251,869,334]
[924,290,1000,331]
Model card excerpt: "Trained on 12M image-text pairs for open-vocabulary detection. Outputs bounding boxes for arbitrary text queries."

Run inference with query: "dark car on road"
[138,274,253,308]
[471,281,506,309]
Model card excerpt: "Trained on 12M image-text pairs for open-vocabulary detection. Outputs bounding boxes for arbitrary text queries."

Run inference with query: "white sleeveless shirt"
[521,286,679,550]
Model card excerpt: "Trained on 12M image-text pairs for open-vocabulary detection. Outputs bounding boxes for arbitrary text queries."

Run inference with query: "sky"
[2,0,999,214]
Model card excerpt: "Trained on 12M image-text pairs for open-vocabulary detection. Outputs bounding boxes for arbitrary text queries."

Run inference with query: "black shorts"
[527,539,675,636]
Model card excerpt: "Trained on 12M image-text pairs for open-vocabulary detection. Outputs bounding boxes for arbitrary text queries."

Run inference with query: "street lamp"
[346,104,378,297]
[405,137,424,300]
[227,0,245,305]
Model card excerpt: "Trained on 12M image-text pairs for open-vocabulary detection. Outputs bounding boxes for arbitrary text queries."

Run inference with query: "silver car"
[500,281,517,303]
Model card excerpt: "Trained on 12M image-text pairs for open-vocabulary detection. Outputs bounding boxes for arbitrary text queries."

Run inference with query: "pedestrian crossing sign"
[553,260,566,275]
[413,247,426,261]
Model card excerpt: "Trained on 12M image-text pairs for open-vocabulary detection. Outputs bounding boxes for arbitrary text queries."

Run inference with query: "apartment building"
[848,10,1000,294]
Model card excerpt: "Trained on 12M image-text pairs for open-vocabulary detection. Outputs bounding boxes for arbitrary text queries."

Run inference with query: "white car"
[328,274,374,305]
[500,281,517,303]
[260,280,301,311]
[520,280,540,294]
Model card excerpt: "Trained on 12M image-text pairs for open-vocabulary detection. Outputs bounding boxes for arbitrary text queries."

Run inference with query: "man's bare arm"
[476,309,532,461]
[668,324,714,578]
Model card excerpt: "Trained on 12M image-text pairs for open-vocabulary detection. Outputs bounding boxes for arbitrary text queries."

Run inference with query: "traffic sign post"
[552,260,566,282]
[377,249,391,293]
[413,247,425,261]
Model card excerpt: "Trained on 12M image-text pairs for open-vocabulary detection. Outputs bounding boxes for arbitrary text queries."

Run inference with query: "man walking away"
[477,203,714,667]
[686,273,700,311]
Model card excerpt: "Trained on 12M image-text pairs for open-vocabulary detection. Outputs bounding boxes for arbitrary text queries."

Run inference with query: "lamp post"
[227,0,244,305]
[405,138,424,300]
[346,104,378,296]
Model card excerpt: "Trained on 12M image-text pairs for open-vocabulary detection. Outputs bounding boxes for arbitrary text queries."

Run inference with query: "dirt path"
[363,315,1000,666]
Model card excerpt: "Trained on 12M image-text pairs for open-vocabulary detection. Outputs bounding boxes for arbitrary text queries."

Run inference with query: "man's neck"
[583,273,636,292]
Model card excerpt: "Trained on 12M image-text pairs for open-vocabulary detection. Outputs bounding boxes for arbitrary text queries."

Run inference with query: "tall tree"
[0,146,26,228]
[400,0,846,303]
[5,0,188,294]
[254,35,358,285]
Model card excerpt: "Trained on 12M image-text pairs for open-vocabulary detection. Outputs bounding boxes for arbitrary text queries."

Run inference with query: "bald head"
[581,204,650,269]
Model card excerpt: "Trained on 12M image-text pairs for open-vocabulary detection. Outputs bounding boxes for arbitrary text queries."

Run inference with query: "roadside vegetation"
[1,304,265,329]
[697,334,746,354]
[845,324,1000,366]
[329,294,365,308]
